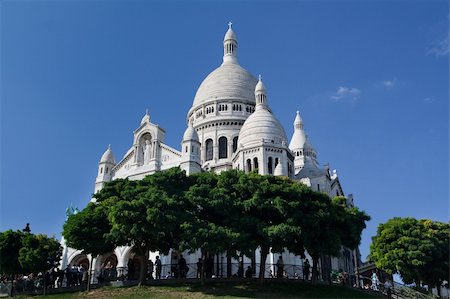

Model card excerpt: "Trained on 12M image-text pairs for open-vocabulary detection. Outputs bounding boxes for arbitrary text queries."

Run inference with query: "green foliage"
[0,230,24,274]
[0,230,61,275]
[370,217,449,290]
[64,168,370,285]
[332,196,371,250]
[18,233,62,273]
[63,201,115,257]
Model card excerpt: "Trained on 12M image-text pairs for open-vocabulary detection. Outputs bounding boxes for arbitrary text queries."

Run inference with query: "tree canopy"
[0,229,61,275]
[63,167,370,285]
[370,217,449,295]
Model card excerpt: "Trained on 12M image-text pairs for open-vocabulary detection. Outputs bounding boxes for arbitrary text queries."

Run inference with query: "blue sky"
[1,1,448,263]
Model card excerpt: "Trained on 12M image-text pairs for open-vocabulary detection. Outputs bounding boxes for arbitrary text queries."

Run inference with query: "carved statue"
[143,139,152,164]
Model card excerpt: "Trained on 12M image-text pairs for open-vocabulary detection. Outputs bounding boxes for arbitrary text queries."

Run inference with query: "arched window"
[268,157,273,174]
[205,139,213,161]
[232,136,238,153]
[106,167,108,174]
[246,159,252,172]
[275,157,279,168]
[185,146,188,153]
[253,157,259,172]
[100,167,103,174]
[219,137,228,159]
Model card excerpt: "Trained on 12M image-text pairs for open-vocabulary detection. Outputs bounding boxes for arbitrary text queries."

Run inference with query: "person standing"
[384,280,392,298]
[196,258,203,278]
[276,256,284,279]
[303,259,310,281]
[155,256,162,280]
[178,255,187,279]
[371,272,379,291]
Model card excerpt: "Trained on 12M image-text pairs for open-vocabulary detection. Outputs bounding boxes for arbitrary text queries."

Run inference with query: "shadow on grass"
[182,280,379,298]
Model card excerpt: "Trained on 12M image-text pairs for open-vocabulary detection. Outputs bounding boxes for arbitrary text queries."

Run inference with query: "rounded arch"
[232,136,238,153]
[205,139,214,161]
[69,253,89,269]
[253,157,259,172]
[268,156,273,175]
[246,159,252,173]
[97,252,118,282]
[218,136,228,159]
[138,132,153,164]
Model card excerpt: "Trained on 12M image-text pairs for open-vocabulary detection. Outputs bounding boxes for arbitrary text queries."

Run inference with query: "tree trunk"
[87,256,94,292]
[43,272,47,296]
[311,256,319,284]
[9,274,14,297]
[258,246,268,284]
[137,247,149,287]
[200,249,207,285]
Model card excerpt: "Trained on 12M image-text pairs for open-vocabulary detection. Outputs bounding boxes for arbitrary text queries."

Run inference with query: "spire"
[294,111,304,130]
[255,74,268,106]
[223,22,238,64]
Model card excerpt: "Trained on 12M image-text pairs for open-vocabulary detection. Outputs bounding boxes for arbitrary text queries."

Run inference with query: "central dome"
[191,24,258,108]
[193,63,258,107]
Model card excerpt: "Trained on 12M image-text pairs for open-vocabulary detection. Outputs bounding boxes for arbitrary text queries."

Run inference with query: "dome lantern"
[223,22,238,64]
[255,74,268,107]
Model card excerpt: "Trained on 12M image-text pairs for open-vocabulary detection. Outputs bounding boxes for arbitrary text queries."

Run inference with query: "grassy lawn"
[14,281,380,299]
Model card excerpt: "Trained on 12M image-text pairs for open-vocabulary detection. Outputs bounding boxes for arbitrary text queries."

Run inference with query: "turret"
[95,145,116,193]
[255,75,268,106]
[289,111,318,174]
[223,22,238,64]
[180,123,201,175]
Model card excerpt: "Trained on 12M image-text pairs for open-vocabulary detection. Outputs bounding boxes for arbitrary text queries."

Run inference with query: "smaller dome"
[141,110,150,124]
[289,111,307,151]
[183,123,199,142]
[100,145,115,164]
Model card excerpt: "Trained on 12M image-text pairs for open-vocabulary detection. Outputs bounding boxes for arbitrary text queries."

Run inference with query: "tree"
[18,234,62,274]
[0,230,61,296]
[419,220,450,297]
[105,167,191,286]
[180,170,242,284]
[0,230,24,275]
[234,172,301,282]
[298,191,342,283]
[370,217,449,293]
[332,196,370,251]
[63,201,115,290]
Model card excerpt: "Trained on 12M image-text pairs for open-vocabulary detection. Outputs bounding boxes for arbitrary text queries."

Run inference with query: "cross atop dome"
[258,74,262,81]
[228,21,232,29]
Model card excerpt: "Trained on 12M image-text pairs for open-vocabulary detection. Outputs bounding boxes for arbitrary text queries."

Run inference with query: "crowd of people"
[0,264,88,294]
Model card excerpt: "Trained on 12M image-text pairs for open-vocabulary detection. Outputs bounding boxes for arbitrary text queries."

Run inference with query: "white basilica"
[61,23,358,281]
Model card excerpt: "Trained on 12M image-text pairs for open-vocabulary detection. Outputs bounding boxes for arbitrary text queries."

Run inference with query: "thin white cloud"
[383,78,397,88]
[424,97,436,104]
[428,37,449,57]
[330,86,361,101]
